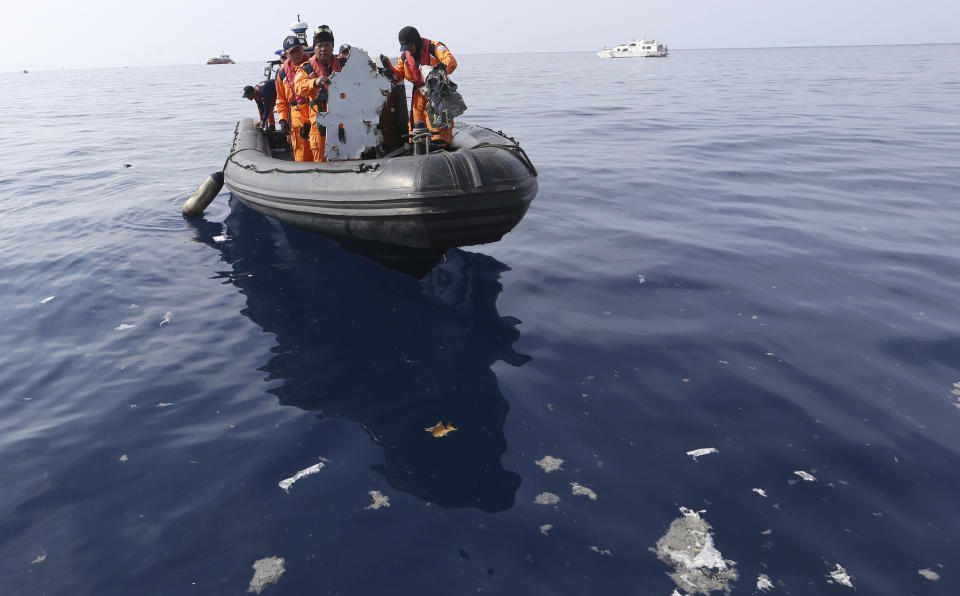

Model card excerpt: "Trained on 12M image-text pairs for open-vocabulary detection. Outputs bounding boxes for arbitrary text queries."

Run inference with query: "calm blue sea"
[1,45,959,595]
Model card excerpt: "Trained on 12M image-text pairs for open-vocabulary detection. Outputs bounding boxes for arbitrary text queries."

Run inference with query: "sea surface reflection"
[190,197,529,512]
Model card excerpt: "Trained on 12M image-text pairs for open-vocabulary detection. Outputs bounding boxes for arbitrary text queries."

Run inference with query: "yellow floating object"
[425,421,457,438]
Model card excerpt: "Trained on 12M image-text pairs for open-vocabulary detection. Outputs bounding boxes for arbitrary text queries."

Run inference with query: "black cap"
[242,85,255,98]
[398,26,421,50]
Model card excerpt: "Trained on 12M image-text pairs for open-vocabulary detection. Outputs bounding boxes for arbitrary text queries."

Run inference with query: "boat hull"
[223,119,537,250]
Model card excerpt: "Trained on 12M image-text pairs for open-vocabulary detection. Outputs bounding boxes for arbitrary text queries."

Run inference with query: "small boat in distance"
[596,39,668,58]
[206,53,235,65]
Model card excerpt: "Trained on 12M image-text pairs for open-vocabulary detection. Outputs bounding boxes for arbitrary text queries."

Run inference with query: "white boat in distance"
[596,39,668,58]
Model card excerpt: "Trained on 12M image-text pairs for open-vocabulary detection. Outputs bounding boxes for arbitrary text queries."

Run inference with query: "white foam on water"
[534,492,560,505]
[535,455,564,473]
[365,490,390,510]
[248,556,285,594]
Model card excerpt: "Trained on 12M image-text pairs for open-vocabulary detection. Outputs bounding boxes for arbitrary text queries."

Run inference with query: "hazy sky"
[3,0,958,72]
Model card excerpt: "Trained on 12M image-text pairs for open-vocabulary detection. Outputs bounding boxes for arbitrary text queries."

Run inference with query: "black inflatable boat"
[222,118,537,251]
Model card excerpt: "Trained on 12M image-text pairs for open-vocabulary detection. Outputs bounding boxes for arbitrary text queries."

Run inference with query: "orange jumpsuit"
[294,56,343,162]
[275,69,292,141]
[392,38,457,144]
[282,57,314,162]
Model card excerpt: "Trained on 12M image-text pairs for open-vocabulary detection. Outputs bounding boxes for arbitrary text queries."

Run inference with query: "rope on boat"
[226,148,381,174]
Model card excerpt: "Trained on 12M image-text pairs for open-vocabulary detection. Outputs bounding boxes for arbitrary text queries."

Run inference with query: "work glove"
[300,121,311,140]
[279,119,290,135]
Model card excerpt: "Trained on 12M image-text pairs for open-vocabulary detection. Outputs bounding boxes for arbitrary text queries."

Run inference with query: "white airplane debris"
[794,471,816,482]
[247,556,285,594]
[30,551,47,565]
[827,563,854,588]
[155,402,174,408]
[917,568,940,581]
[756,573,774,591]
[589,545,612,556]
[115,323,136,330]
[160,312,173,326]
[686,447,718,461]
[571,482,597,501]
[752,488,768,497]
[119,454,128,462]
[213,235,226,243]
[535,455,564,473]
[40,296,55,304]
[539,524,552,536]
[278,459,328,493]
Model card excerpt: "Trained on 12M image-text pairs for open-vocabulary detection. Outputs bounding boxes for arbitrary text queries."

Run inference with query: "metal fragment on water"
[119,454,128,462]
[247,556,285,594]
[365,490,390,510]
[278,459,327,493]
[40,296,55,304]
[535,455,564,473]
[756,573,774,591]
[794,470,816,482]
[571,482,597,501]
[539,524,552,536]
[653,507,739,595]
[160,312,173,326]
[115,323,136,330]
[31,551,47,565]
[827,563,854,588]
[918,568,940,581]
[534,492,560,505]
[213,235,226,243]
[589,545,612,556]
[752,488,768,497]
[686,447,718,461]
[155,402,174,408]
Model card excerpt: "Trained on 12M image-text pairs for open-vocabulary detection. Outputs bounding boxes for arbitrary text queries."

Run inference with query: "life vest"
[300,57,344,113]
[402,38,441,86]
[284,57,308,104]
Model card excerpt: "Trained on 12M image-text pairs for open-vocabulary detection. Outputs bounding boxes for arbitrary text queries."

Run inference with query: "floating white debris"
[213,235,227,243]
[534,492,560,505]
[756,573,773,591]
[160,312,173,326]
[794,471,816,482]
[827,563,854,588]
[686,447,718,461]
[365,490,390,510]
[278,459,328,493]
[539,524,553,536]
[589,545,612,556]
[653,507,739,595]
[571,482,597,501]
[752,488,768,498]
[119,454,128,462]
[31,551,47,565]
[535,455,564,473]
[40,296,55,304]
[638,274,646,285]
[761,529,772,535]
[155,402,174,408]
[918,568,940,581]
[115,323,136,330]
[248,556,285,594]
[128,303,139,309]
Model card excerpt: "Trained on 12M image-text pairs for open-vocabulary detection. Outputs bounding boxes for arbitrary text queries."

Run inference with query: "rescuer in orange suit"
[391,26,457,144]
[274,51,292,142]
[280,35,313,162]
[294,25,345,162]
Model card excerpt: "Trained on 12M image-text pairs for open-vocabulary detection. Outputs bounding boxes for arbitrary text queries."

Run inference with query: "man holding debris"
[391,26,458,144]
[279,35,314,162]
[294,25,346,162]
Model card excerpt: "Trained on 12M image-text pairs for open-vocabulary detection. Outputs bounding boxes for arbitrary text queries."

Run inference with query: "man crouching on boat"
[279,35,314,162]
[390,26,457,145]
[294,25,346,162]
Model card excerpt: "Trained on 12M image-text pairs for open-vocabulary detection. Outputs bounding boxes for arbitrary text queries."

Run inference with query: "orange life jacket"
[402,38,441,86]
